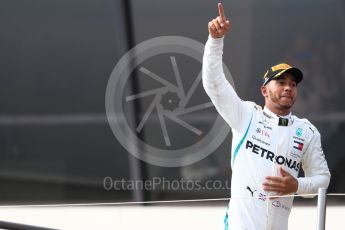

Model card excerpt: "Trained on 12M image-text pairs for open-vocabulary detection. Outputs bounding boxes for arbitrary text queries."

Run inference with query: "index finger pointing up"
[218,3,226,20]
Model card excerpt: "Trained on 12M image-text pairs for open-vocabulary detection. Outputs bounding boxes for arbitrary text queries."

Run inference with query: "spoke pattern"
[126,87,167,101]
[126,56,215,146]
[136,96,160,133]
[164,112,202,135]
[170,56,185,97]
[139,67,177,90]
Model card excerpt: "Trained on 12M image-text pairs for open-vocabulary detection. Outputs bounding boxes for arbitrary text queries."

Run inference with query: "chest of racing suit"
[202,36,330,230]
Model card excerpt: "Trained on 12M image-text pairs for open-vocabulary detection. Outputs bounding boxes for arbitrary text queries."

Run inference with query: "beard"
[268,89,295,110]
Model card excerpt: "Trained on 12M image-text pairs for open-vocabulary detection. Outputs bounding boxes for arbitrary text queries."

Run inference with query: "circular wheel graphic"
[105,36,234,167]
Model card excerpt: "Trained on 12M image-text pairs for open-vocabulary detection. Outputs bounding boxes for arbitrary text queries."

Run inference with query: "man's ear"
[261,85,268,97]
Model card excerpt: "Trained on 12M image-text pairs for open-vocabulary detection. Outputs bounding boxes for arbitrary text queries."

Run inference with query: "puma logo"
[246,186,257,197]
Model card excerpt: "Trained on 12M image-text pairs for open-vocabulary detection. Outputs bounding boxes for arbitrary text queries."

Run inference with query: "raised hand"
[208,3,231,38]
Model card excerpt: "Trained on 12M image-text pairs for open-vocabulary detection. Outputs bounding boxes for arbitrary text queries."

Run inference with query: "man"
[202,3,331,230]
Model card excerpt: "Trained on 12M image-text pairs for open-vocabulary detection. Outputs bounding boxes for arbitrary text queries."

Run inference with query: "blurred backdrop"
[0,0,344,205]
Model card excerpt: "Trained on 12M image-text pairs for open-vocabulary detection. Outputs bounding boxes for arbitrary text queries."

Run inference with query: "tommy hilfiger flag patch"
[293,140,304,151]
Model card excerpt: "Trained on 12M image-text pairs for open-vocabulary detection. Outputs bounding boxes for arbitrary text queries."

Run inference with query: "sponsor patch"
[263,111,273,119]
[296,128,303,137]
[246,140,300,172]
[256,128,270,138]
[278,118,288,126]
[272,201,281,208]
[293,140,304,151]
[308,127,315,133]
[252,135,270,146]
[258,121,273,130]
[290,149,302,159]
[293,136,305,142]
[259,193,267,201]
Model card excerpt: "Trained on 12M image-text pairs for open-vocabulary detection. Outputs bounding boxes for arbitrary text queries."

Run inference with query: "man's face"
[262,73,298,110]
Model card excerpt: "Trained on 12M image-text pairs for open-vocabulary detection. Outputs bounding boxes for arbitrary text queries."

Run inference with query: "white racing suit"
[202,37,331,230]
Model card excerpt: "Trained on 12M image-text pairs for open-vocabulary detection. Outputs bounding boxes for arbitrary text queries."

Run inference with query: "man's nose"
[284,85,292,91]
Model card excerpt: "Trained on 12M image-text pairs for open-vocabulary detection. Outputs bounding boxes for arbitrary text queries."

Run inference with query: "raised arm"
[202,3,252,132]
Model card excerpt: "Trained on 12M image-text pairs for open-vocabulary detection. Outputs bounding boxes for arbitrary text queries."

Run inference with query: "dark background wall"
[0,0,344,204]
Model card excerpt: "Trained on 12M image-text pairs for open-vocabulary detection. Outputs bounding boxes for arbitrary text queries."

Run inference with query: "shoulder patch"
[302,118,318,137]
[292,116,319,139]
[302,119,317,132]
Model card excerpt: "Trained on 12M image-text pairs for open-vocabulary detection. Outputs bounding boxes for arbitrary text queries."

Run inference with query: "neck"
[265,104,291,116]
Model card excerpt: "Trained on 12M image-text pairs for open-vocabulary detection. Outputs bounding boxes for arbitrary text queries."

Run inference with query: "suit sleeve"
[296,129,331,196]
[202,36,251,132]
